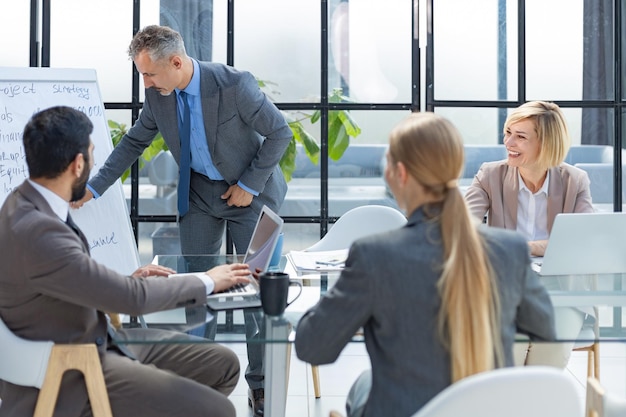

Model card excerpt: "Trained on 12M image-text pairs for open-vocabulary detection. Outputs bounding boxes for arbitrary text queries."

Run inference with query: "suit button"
[95,337,104,346]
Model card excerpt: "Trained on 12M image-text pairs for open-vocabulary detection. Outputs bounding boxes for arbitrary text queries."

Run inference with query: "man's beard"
[70,167,90,202]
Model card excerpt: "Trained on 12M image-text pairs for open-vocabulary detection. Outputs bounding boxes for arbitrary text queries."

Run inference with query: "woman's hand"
[528,239,548,257]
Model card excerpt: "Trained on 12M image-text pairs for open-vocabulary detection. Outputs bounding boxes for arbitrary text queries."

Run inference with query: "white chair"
[412,367,583,417]
[0,316,113,417]
[305,204,407,398]
[306,205,407,252]
[586,376,626,417]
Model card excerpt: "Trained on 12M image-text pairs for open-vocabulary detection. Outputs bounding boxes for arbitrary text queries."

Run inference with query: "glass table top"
[116,255,626,343]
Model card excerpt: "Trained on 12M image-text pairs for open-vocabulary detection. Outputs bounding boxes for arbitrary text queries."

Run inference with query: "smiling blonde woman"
[465,100,594,369]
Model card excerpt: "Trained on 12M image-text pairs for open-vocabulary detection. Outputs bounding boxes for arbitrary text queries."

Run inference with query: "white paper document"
[286,249,349,274]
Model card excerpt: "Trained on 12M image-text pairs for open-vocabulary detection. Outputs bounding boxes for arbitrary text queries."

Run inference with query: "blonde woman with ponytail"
[295,112,555,417]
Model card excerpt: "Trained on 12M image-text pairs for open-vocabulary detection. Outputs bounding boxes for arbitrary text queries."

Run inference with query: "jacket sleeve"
[572,168,594,213]
[88,98,160,196]
[515,265,557,341]
[234,72,292,193]
[464,163,493,221]
[295,243,374,365]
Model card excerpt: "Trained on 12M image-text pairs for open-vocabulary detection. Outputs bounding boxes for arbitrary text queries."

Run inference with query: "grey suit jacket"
[89,61,292,210]
[295,207,556,417]
[0,181,207,417]
[464,160,594,230]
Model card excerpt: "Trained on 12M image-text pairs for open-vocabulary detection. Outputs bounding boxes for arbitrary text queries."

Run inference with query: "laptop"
[532,212,626,276]
[207,205,283,310]
[170,205,284,310]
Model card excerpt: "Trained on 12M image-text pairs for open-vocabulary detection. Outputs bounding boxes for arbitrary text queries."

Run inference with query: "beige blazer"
[465,160,594,231]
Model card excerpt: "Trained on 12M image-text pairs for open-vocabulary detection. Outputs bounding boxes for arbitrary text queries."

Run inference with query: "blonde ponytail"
[388,112,503,382]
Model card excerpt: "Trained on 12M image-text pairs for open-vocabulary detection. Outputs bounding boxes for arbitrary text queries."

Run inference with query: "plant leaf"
[337,110,362,137]
[279,137,297,182]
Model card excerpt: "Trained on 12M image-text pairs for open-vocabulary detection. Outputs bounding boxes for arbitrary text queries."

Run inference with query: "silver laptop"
[532,212,626,276]
[169,205,283,309]
[206,205,283,310]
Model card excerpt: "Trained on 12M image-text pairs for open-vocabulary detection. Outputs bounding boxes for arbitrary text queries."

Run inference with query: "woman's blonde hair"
[504,101,570,170]
[388,112,503,382]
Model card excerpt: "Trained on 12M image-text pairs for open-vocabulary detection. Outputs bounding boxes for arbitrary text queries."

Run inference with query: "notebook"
[531,212,626,276]
[168,205,284,310]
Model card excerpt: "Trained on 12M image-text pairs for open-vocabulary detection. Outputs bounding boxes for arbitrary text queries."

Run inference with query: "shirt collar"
[518,169,550,195]
[176,58,200,98]
[27,179,69,222]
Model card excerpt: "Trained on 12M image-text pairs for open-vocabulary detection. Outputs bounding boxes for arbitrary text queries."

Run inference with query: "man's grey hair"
[128,25,187,62]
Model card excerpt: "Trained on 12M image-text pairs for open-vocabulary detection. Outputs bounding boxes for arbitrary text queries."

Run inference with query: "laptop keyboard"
[219,283,248,294]
[208,281,257,298]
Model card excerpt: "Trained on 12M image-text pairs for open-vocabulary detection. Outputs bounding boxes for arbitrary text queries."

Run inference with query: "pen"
[315,259,344,266]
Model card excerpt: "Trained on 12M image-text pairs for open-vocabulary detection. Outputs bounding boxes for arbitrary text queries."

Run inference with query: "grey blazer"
[89,61,292,209]
[295,207,556,417]
[465,160,594,230]
[0,181,207,417]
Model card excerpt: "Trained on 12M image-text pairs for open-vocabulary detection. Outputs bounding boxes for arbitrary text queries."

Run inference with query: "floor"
[225,340,626,417]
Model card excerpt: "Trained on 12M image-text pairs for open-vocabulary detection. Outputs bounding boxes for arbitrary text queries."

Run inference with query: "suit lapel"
[503,166,519,230]
[199,63,219,156]
[546,166,563,232]
[146,90,180,160]
[66,214,90,254]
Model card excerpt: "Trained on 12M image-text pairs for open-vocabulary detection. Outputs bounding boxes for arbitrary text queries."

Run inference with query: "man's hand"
[70,188,94,209]
[208,263,252,293]
[221,184,253,207]
[131,264,176,278]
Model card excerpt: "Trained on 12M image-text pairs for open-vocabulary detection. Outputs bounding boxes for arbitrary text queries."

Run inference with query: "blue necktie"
[178,91,191,217]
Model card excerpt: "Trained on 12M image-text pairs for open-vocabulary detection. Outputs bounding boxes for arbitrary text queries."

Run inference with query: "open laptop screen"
[536,212,626,276]
[241,205,285,274]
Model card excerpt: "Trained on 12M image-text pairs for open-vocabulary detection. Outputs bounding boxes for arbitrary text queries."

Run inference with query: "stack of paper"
[286,249,349,274]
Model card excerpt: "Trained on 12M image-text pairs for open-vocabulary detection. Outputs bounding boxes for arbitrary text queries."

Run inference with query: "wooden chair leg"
[586,377,604,417]
[312,365,321,399]
[593,342,600,380]
[34,344,112,417]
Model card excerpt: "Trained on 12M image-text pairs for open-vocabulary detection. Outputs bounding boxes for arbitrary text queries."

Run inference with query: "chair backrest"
[586,377,626,417]
[412,367,583,417]
[148,150,179,186]
[305,205,407,251]
[0,315,54,388]
[575,163,626,204]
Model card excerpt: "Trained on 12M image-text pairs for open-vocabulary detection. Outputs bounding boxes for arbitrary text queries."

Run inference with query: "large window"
[3,0,625,266]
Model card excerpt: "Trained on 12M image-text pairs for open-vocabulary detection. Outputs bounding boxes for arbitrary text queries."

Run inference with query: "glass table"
[117,255,626,417]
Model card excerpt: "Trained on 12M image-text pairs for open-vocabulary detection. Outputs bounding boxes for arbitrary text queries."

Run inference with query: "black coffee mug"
[260,272,303,316]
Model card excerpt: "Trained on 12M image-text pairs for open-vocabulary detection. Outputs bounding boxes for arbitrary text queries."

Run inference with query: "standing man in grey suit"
[73,25,292,416]
[0,106,255,417]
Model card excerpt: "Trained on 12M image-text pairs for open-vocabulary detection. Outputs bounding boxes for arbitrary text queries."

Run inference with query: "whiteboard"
[0,67,140,275]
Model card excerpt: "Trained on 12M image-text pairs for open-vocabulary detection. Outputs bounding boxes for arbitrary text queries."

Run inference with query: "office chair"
[586,377,626,417]
[411,367,582,417]
[328,367,582,417]
[305,204,407,398]
[0,316,113,417]
[306,205,407,252]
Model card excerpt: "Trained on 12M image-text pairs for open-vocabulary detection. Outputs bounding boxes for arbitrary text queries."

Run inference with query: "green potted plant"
[257,82,362,181]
